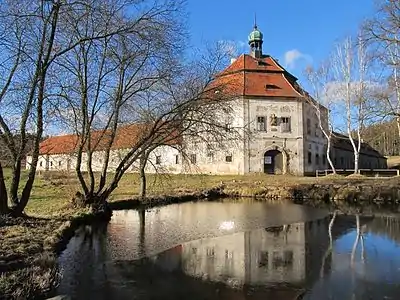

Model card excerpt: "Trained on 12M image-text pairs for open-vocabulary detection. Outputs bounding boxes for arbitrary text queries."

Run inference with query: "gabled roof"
[39,123,181,155]
[332,132,386,159]
[214,54,303,98]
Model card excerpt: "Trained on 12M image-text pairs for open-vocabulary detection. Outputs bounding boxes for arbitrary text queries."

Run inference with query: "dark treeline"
[361,120,400,156]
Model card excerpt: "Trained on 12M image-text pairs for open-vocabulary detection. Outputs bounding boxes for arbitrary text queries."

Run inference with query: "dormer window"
[265,84,279,90]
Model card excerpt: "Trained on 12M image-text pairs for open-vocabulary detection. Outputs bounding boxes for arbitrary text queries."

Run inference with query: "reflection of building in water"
[107,201,323,261]
[153,218,330,287]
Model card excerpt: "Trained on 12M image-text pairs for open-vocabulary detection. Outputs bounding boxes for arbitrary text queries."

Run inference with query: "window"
[190,154,196,164]
[259,251,269,267]
[175,155,179,164]
[340,157,344,166]
[322,154,326,165]
[40,161,43,167]
[307,118,311,134]
[316,153,320,165]
[308,151,312,164]
[225,123,231,132]
[257,116,266,131]
[281,117,291,132]
[206,145,213,158]
[58,161,62,167]
[225,250,233,259]
[315,123,319,137]
[272,250,293,269]
[155,155,161,165]
[50,161,53,167]
[225,155,232,162]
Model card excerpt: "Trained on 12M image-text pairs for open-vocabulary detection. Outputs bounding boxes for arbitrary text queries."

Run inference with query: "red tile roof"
[214,54,304,98]
[39,123,180,155]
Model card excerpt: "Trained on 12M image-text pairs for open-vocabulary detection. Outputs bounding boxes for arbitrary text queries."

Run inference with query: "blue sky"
[187,0,376,85]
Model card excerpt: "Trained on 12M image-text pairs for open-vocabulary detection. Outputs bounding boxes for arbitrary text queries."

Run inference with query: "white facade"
[26,96,329,176]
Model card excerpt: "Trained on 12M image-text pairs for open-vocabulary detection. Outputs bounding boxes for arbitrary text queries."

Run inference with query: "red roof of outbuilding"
[39,123,181,155]
[214,54,303,98]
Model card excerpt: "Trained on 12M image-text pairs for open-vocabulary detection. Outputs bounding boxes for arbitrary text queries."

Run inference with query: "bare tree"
[332,36,372,174]
[51,1,239,210]
[305,62,337,174]
[364,0,400,138]
[0,0,62,215]
[364,0,400,60]
[0,0,177,216]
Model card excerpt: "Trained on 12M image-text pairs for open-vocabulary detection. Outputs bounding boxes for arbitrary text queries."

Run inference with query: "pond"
[55,200,400,299]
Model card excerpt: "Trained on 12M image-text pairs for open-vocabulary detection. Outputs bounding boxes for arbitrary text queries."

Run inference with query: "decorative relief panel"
[255,104,295,113]
[280,105,292,113]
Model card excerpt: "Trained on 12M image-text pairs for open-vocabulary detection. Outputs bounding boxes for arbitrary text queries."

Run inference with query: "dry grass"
[0,217,64,299]
[0,168,396,217]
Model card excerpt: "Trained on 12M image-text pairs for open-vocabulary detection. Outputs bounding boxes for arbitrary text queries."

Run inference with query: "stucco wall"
[28,96,387,176]
[244,97,305,175]
[27,146,181,174]
[302,102,329,175]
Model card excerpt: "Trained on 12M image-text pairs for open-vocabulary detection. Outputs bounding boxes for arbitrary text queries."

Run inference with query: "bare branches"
[305,62,336,173]
[363,0,400,54]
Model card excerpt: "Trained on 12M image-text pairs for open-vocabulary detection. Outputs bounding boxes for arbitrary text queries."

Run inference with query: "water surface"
[56,200,400,299]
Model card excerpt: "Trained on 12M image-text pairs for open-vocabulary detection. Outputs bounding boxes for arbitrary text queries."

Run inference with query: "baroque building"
[26,23,386,175]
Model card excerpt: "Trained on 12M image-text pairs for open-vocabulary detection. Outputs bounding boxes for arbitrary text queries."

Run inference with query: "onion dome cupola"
[248,22,263,58]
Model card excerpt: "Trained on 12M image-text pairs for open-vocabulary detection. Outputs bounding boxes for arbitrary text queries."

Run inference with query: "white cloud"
[284,49,312,69]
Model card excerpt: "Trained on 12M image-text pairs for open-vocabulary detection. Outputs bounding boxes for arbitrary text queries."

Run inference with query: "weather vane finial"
[254,13,257,29]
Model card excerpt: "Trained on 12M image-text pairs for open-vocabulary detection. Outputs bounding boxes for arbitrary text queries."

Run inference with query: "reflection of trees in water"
[320,211,336,278]
[57,223,110,297]
[366,216,400,244]
[138,209,146,256]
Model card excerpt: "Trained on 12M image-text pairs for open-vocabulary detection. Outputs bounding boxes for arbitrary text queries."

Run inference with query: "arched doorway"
[264,149,283,174]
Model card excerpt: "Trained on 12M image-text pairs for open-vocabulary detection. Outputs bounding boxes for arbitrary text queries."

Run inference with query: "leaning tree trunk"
[0,163,9,215]
[326,136,336,174]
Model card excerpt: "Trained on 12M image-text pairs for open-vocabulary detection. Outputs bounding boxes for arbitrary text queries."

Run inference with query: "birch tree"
[305,62,337,174]
[332,36,371,174]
